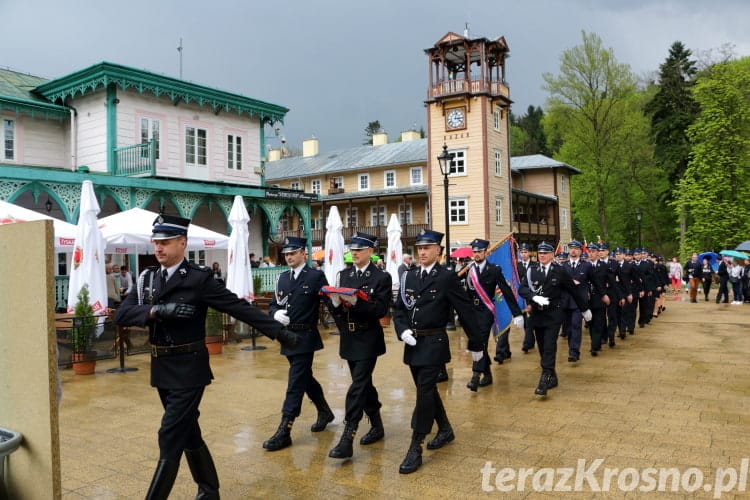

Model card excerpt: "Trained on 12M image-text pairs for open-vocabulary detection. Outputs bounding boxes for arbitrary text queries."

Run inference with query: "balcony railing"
[113,140,156,176]
[279,223,429,246]
[429,79,509,100]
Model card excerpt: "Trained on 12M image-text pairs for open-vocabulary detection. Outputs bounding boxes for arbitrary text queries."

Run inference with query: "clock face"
[446,108,465,129]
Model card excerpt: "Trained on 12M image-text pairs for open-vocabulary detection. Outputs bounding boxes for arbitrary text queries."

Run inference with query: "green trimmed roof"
[0,67,70,120]
[34,61,289,124]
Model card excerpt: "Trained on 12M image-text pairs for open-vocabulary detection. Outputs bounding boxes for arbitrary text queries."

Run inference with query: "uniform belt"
[413,328,444,336]
[346,322,374,332]
[150,340,205,358]
[534,304,560,311]
[288,323,314,331]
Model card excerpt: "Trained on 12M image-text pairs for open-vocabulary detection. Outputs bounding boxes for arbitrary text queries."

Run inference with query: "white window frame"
[410,167,423,185]
[311,179,321,195]
[448,148,467,176]
[398,203,413,224]
[3,118,15,161]
[359,173,370,191]
[290,181,301,190]
[561,208,569,230]
[561,174,568,194]
[495,197,504,225]
[384,170,397,188]
[370,206,386,226]
[140,117,160,160]
[331,176,344,190]
[227,134,242,170]
[449,197,468,225]
[494,148,503,177]
[185,126,208,166]
[188,250,206,265]
[493,106,501,131]
[346,207,359,227]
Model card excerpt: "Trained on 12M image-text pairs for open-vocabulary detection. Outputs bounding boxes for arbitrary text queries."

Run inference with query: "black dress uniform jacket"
[561,260,593,309]
[269,265,328,356]
[468,262,523,318]
[394,264,483,365]
[518,262,588,320]
[589,260,619,308]
[116,259,286,389]
[331,262,392,361]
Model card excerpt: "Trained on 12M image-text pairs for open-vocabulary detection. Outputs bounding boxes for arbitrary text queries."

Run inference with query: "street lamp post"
[437,144,452,266]
[635,208,642,248]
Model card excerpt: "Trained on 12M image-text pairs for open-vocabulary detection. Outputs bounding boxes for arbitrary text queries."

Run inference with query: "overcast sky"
[2,0,749,153]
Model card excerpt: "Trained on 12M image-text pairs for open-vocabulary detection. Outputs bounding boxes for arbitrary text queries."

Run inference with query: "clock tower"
[425,31,512,254]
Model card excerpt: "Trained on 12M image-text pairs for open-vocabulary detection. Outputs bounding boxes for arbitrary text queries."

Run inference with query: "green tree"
[363,120,382,145]
[645,41,699,251]
[510,106,549,156]
[676,56,750,253]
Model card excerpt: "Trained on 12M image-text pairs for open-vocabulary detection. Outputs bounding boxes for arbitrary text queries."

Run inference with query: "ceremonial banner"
[486,234,524,338]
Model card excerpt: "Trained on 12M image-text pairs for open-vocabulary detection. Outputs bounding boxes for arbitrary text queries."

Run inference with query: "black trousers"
[716,278,729,303]
[521,313,535,350]
[473,309,496,370]
[605,301,618,342]
[344,358,381,424]
[157,386,206,461]
[409,364,448,435]
[282,352,324,418]
[702,278,712,300]
[563,309,583,358]
[589,307,606,352]
[638,293,653,325]
[531,316,561,373]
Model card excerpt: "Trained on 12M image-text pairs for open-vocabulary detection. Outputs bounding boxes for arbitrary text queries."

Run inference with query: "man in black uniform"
[597,243,622,348]
[465,238,524,390]
[513,242,537,355]
[635,248,657,327]
[393,229,483,474]
[561,240,592,362]
[327,232,392,460]
[115,215,299,500]
[613,247,635,339]
[519,242,592,396]
[264,237,334,452]
[587,243,619,354]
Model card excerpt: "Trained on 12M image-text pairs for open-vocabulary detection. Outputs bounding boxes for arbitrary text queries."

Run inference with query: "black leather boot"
[263,415,294,451]
[426,427,455,450]
[359,411,385,445]
[310,399,334,432]
[534,372,549,396]
[479,370,493,387]
[399,434,424,474]
[466,371,480,392]
[145,459,180,500]
[547,371,558,389]
[328,421,357,459]
[436,366,449,383]
[185,444,220,500]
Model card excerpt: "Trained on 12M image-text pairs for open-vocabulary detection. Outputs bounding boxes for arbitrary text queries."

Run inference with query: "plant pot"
[205,335,223,355]
[72,352,97,375]
[379,314,391,326]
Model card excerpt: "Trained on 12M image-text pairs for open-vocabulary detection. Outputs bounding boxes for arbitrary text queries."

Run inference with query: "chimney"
[303,137,319,157]
[372,132,388,146]
[267,149,281,162]
[400,130,420,142]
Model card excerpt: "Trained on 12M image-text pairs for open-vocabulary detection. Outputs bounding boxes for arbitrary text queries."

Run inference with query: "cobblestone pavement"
[59,293,750,499]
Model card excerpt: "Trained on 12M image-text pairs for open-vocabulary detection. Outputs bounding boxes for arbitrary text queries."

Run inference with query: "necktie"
[291,271,297,282]
[357,270,363,280]
[160,269,168,289]
[421,269,427,281]
[543,266,548,277]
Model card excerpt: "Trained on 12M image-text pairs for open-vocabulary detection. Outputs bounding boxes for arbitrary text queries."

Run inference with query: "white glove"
[470,350,483,362]
[532,295,550,307]
[582,309,592,322]
[273,309,290,326]
[342,294,358,305]
[401,329,417,346]
[329,293,341,307]
[513,315,525,328]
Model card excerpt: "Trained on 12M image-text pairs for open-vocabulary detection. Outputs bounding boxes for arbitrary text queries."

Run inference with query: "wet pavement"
[58,293,750,499]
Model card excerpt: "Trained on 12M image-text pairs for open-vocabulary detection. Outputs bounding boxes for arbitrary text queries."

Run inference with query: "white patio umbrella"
[66,181,108,328]
[323,205,346,286]
[0,199,77,252]
[386,214,403,289]
[225,196,253,301]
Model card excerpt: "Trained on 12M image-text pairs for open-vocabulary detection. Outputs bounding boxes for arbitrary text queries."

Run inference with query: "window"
[279,211,291,231]
[3,119,14,160]
[449,198,468,224]
[561,174,568,194]
[140,118,160,159]
[311,211,322,230]
[188,250,206,265]
[494,148,503,177]
[495,197,504,224]
[346,207,358,226]
[185,126,207,165]
[370,206,386,226]
[290,181,301,190]
[562,208,569,230]
[359,174,370,191]
[311,179,321,195]
[384,170,396,188]
[398,203,413,224]
[493,106,501,130]
[227,134,242,170]
[331,176,344,190]
[410,167,423,185]
[448,149,466,175]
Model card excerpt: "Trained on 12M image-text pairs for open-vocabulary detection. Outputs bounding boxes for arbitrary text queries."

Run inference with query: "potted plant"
[253,274,263,299]
[71,285,97,375]
[205,307,224,355]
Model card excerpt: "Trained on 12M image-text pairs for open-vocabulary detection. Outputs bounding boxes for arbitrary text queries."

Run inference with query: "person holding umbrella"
[701,257,715,302]
[115,215,299,500]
